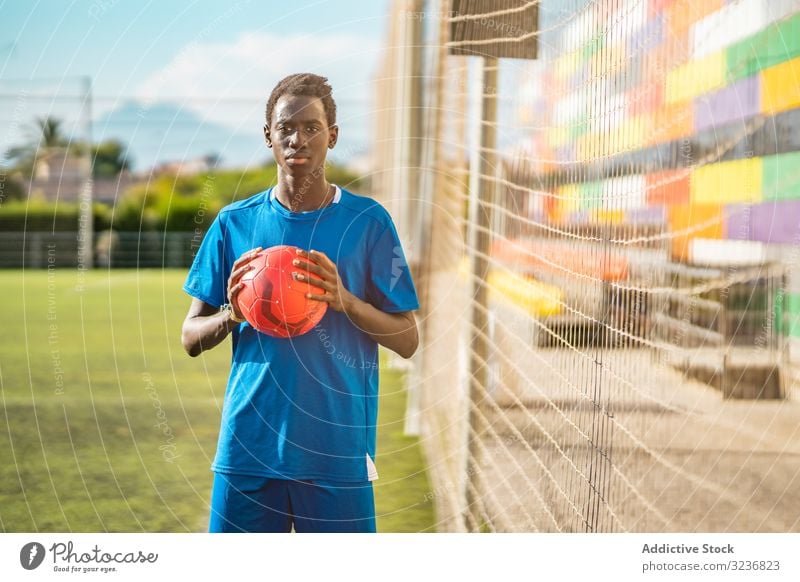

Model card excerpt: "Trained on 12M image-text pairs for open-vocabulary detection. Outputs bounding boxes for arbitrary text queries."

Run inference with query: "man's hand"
[292,248,418,359]
[227,247,263,320]
[291,248,355,314]
[182,246,264,357]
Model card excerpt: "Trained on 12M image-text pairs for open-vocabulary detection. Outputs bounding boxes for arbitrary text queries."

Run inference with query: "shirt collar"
[269,184,341,207]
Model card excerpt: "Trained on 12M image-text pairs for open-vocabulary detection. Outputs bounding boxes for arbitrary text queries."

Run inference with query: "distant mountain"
[94,101,369,173]
[93,101,268,171]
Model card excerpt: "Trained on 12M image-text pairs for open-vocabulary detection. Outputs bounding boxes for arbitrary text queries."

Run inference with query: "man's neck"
[275,170,331,212]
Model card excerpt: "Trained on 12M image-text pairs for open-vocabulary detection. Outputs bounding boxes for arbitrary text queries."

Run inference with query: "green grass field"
[0,269,434,532]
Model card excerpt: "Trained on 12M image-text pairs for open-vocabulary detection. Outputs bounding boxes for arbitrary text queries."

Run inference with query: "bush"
[0,174,26,204]
[0,200,112,232]
[0,163,364,233]
[155,195,222,231]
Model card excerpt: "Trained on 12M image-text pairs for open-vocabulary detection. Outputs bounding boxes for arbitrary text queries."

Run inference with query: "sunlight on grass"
[0,270,433,532]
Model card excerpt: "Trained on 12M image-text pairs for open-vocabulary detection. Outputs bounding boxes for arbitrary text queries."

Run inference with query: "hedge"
[0,201,112,232]
[0,164,363,232]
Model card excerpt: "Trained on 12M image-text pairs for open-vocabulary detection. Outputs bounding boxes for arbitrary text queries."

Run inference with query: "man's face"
[264,95,337,176]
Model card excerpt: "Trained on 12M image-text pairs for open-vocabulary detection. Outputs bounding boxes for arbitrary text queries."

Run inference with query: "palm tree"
[3,116,70,176]
[4,116,130,178]
[33,116,68,149]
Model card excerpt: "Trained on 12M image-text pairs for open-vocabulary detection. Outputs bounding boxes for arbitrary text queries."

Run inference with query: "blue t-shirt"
[183,185,419,482]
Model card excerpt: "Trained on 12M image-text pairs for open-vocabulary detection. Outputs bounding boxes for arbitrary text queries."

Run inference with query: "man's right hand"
[227,247,263,320]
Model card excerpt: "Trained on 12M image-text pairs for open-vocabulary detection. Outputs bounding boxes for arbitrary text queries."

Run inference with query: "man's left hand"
[292,248,356,314]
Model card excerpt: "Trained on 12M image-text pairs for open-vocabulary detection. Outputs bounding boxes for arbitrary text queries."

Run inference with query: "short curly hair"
[265,73,337,128]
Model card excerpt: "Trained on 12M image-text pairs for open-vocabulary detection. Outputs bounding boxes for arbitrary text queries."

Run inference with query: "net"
[374,0,800,532]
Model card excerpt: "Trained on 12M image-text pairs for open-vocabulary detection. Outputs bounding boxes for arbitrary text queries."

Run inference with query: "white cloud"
[134,31,381,132]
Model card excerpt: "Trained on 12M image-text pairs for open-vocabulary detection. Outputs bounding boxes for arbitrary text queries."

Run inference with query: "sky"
[0,0,392,170]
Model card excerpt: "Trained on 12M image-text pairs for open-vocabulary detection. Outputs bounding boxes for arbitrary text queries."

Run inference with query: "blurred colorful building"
[520,0,800,344]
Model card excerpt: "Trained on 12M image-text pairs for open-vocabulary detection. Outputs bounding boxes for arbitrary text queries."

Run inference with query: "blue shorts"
[208,472,377,533]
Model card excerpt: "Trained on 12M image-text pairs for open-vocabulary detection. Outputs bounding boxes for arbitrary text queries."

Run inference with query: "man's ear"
[328,124,339,149]
[263,124,272,147]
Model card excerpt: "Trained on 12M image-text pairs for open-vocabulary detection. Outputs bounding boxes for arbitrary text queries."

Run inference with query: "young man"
[181,73,419,533]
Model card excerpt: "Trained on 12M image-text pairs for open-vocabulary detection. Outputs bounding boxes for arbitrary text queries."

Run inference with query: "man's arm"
[181,298,238,357]
[292,249,419,359]
[345,301,419,359]
[181,246,263,357]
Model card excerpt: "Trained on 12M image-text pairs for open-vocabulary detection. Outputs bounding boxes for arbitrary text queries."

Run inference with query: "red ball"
[234,245,328,338]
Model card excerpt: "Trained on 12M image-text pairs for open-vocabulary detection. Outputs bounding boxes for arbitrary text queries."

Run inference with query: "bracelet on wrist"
[221,303,246,323]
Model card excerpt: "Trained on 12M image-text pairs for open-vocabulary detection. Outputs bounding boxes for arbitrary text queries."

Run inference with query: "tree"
[91,140,131,177]
[33,116,68,149]
[3,116,70,176]
[5,115,131,178]
[203,153,222,168]
[0,174,26,204]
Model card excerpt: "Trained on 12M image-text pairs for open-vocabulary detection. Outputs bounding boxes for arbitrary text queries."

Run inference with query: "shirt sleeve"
[365,218,420,313]
[182,213,229,308]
